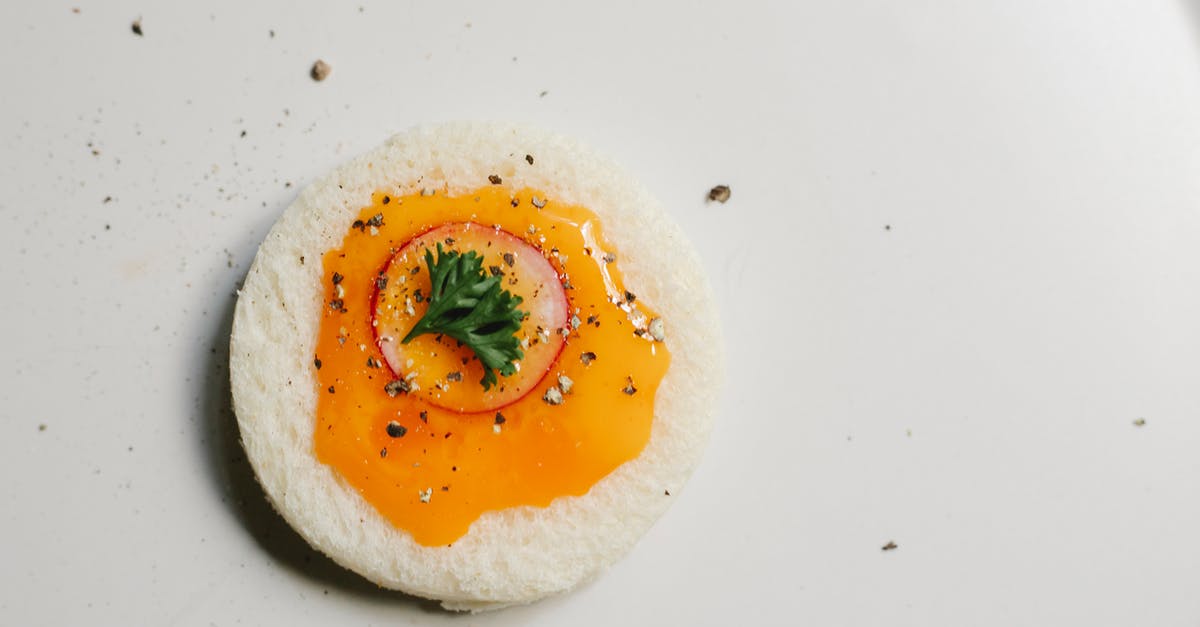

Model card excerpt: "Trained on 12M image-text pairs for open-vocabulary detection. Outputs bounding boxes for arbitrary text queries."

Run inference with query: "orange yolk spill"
[314,187,670,546]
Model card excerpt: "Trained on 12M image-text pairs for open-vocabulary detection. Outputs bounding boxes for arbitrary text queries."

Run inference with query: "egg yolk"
[314,186,670,546]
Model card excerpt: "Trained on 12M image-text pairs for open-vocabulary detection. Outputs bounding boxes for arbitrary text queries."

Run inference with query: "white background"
[2,1,1199,625]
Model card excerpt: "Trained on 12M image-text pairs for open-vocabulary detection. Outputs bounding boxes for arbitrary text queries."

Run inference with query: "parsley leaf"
[401,243,526,389]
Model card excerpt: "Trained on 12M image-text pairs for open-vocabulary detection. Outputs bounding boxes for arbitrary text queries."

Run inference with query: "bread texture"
[229,122,722,611]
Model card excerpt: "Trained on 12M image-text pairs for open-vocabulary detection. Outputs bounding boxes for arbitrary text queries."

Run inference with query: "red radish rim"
[367,221,570,415]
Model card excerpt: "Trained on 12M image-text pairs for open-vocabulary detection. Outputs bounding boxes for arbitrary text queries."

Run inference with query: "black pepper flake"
[882,541,898,551]
[314,358,323,369]
[386,421,407,438]
[444,237,455,245]
[375,276,388,290]
[488,174,502,185]
[382,195,391,204]
[622,377,638,395]
[379,447,388,458]
[602,252,616,264]
[707,185,731,203]
[328,299,344,310]
[510,198,520,207]
[444,433,452,439]
[131,18,143,36]
[419,411,428,422]
[327,385,336,394]
[525,154,534,165]
[413,288,424,303]
[488,265,504,277]
[366,356,381,369]
[352,219,366,231]
[441,485,450,491]
[624,290,636,304]
[410,266,421,275]
[494,412,506,425]
[331,272,344,284]
[446,371,463,382]
[384,379,410,397]
[502,252,515,267]
[580,351,597,365]
[366,213,384,227]
[664,490,671,496]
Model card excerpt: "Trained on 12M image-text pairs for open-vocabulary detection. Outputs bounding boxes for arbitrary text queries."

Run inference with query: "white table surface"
[3,1,1199,625]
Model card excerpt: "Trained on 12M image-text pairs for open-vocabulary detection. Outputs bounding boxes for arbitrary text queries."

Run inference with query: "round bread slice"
[230,122,723,611]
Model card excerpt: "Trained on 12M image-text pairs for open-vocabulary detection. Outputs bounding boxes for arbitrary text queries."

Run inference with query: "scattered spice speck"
[38,424,46,432]
[648,317,665,342]
[494,412,506,425]
[707,185,731,203]
[882,541,898,551]
[622,377,637,395]
[386,421,407,438]
[310,59,332,81]
[580,351,596,365]
[488,174,502,185]
[384,379,410,397]
[1133,418,1146,427]
[525,154,534,165]
[543,386,564,405]
[131,18,143,36]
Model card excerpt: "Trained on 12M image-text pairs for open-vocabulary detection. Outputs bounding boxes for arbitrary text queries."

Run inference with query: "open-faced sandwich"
[230,122,722,610]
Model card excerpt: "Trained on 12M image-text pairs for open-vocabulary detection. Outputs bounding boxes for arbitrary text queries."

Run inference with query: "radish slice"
[372,222,569,413]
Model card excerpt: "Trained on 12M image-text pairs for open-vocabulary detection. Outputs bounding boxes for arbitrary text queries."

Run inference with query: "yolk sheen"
[314,187,670,547]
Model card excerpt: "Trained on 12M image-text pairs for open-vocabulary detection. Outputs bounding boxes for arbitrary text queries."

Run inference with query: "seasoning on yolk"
[313,187,671,547]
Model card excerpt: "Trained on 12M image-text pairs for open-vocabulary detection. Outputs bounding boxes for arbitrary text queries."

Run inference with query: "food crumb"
[707,185,731,203]
[1133,418,1146,427]
[418,488,433,503]
[310,59,332,82]
[131,18,143,36]
[488,174,502,185]
[882,541,898,551]
[580,351,596,365]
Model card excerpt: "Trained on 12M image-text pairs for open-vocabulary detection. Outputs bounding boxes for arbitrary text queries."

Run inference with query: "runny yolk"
[314,186,670,546]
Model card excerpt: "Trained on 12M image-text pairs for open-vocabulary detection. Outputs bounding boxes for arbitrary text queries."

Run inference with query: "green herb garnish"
[401,243,526,390]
